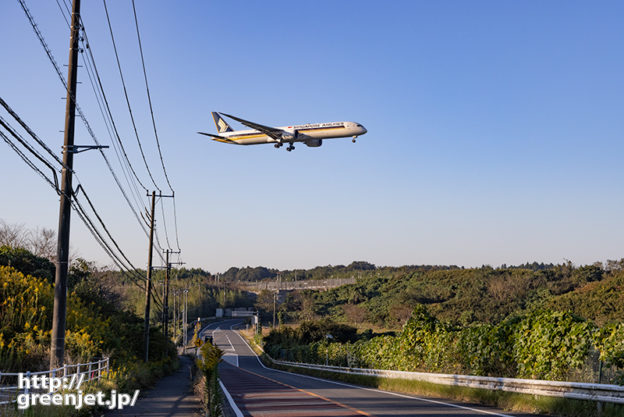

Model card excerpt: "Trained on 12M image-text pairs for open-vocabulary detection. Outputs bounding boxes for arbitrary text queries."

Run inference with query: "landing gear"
[274,143,283,148]
[286,144,295,152]
[352,135,358,143]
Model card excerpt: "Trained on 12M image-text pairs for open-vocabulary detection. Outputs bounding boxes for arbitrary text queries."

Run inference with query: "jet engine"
[305,139,323,147]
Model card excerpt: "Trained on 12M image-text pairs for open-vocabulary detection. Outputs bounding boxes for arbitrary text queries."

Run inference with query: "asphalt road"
[204,320,539,417]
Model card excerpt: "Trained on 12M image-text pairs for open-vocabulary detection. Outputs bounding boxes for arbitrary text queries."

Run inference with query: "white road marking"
[228,323,515,417]
[218,378,244,417]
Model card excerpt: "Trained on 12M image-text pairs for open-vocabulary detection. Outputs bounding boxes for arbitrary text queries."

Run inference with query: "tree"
[0,220,28,248]
[29,227,56,260]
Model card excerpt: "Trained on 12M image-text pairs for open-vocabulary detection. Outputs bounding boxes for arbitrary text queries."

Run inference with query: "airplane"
[198,112,367,151]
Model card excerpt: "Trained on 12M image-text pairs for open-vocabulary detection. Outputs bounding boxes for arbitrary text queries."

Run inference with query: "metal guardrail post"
[88,362,92,381]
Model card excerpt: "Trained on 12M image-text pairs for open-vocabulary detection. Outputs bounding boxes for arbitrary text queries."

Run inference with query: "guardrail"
[0,357,109,405]
[261,353,624,405]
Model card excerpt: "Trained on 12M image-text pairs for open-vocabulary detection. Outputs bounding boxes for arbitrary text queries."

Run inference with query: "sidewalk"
[107,355,201,417]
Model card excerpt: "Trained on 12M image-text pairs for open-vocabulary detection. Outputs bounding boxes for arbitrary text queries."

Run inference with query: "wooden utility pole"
[50,0,81,369]
[163,249,169,339]
[163,250,183,340]
[143,191,156,362]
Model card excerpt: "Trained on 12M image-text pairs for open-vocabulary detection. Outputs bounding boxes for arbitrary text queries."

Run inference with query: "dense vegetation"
[257,262,624,385]
[0,247,177,373]
[263,308,624,384]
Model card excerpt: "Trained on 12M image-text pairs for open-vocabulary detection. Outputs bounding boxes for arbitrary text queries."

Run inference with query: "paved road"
[210,320,539,417]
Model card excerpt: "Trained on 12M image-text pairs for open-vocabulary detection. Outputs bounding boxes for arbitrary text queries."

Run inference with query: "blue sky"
[1,1,623,272]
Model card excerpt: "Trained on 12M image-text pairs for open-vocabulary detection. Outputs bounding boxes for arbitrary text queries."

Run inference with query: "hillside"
[296,263,619,329]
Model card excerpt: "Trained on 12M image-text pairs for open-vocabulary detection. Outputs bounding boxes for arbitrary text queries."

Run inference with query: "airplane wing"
[197,131,241,145]
[220,113,284,140]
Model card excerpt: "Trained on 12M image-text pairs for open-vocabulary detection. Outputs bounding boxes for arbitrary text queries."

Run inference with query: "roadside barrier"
[0,357,109,405]
[260,352,624,404]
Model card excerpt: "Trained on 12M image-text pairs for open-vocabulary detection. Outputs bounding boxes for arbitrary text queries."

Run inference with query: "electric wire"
[74,184,147,283]
[0,113,61,180]
[0,97,65,168]
[0,116,152,298]
[71,197,146,293]
[2,98,163,308]
[172,198,181,251]
[159,197,173,250]
[131,0,182,252]
[18,0,168,284]
[80,37,148,218]
[17,0,162,260]
[0,129,58,191]
[54,0,70,28]
[78,25,151,196]
[130,0,173,194]
[102,0,161,192]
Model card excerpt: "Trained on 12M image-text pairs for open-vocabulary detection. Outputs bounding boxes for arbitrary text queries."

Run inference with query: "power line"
[159,196,173,250]
[74,184,146,282]
[172,198,181,251]
[0,98,162,302]
[102,0,161,192]
[0,113,61,181]
[78,26,151,195]
[80,33,148,216]
[130,0,182,253]
[0,97,65,168]
[131,0,174,194]
[17,0,160,254]
[54,0,70,28]
[0,129,58,191]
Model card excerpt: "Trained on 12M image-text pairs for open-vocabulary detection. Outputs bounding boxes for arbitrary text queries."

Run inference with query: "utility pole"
[143,191,156,362]
[172,289,177,340]
[162,250,182,340]
[182,288,189,353]
[50,0,81,369]
[163,249,170,340]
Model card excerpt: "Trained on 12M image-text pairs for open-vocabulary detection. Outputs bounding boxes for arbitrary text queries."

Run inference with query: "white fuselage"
[220,121,367,145]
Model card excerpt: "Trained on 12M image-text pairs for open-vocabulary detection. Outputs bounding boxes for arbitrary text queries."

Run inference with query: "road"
[202,320,538,417]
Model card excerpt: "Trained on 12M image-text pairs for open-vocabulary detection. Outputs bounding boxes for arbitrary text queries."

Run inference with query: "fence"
[0,357,109,405]
[239,278,356,292]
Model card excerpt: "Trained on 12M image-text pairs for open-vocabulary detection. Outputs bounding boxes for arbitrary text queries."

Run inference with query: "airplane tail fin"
[212,112,233,133]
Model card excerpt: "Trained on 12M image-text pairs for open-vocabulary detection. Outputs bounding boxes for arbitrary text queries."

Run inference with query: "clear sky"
[1,1,623,272]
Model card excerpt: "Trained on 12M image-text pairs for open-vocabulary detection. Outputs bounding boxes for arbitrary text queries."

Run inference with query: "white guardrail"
[0,357,109,405]
[262,354,624,404]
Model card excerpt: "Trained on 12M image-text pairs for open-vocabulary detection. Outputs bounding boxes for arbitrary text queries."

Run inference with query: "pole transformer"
[50,0,81,369]
[143,191,156,362]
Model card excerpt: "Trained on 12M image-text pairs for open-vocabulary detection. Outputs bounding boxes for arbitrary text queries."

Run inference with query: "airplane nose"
[361,126,367,134]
